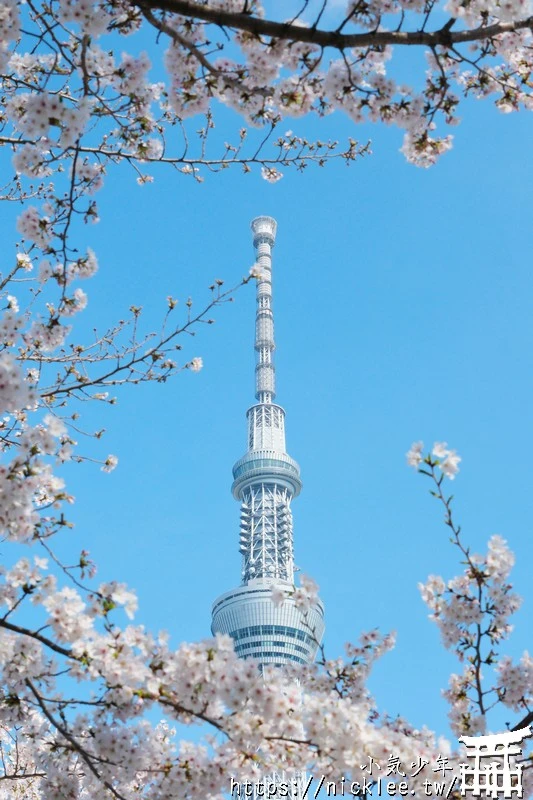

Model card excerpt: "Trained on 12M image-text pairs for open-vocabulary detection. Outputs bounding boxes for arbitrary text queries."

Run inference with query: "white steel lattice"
[247,404,286,451]
[239,484,294,584]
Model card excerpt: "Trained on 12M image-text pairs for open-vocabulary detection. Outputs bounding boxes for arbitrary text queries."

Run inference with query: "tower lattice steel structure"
[211,214,325,672]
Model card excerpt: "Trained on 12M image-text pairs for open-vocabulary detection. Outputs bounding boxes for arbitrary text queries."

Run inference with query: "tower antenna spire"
[251,215,277,405]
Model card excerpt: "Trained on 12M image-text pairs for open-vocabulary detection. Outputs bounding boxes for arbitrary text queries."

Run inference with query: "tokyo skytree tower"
[211,217,325,793]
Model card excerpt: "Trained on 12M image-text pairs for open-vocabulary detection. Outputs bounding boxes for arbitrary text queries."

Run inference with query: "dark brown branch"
[135,0,533,48]
[512,710,533,731]
[0,619,72,659]
[0,772,47,780]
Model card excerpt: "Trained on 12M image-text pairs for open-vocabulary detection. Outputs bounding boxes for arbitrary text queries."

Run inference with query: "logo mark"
[458,726,532,799]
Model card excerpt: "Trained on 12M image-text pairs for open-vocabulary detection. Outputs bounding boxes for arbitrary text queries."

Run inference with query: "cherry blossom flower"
[16,253,33,271]
[261,167,284,183]
[102,454,118,472]
[440,450,461,479]
[406,440,424,467]
[188,357,203,372]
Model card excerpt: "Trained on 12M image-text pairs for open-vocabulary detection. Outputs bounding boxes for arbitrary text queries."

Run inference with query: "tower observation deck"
[211,216,325,669]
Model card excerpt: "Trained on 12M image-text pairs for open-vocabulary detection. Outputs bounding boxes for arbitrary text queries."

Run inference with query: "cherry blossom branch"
[25,679,129,800]
[409,442,527,736]
[37,278,244,398]
[423,459,487,717]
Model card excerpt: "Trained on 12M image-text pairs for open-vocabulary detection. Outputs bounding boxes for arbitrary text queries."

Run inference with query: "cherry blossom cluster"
[272,574,320,614]
[129,0,533,167]
[406,441,461,479]
[419,534,522,734]
[0,0,530,253]
[497,652,533,710]
[0,542,459,798]
[409,442,530,744]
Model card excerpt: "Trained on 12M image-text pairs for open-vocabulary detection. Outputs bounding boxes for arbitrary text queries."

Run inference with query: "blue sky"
[3,81,533,742]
